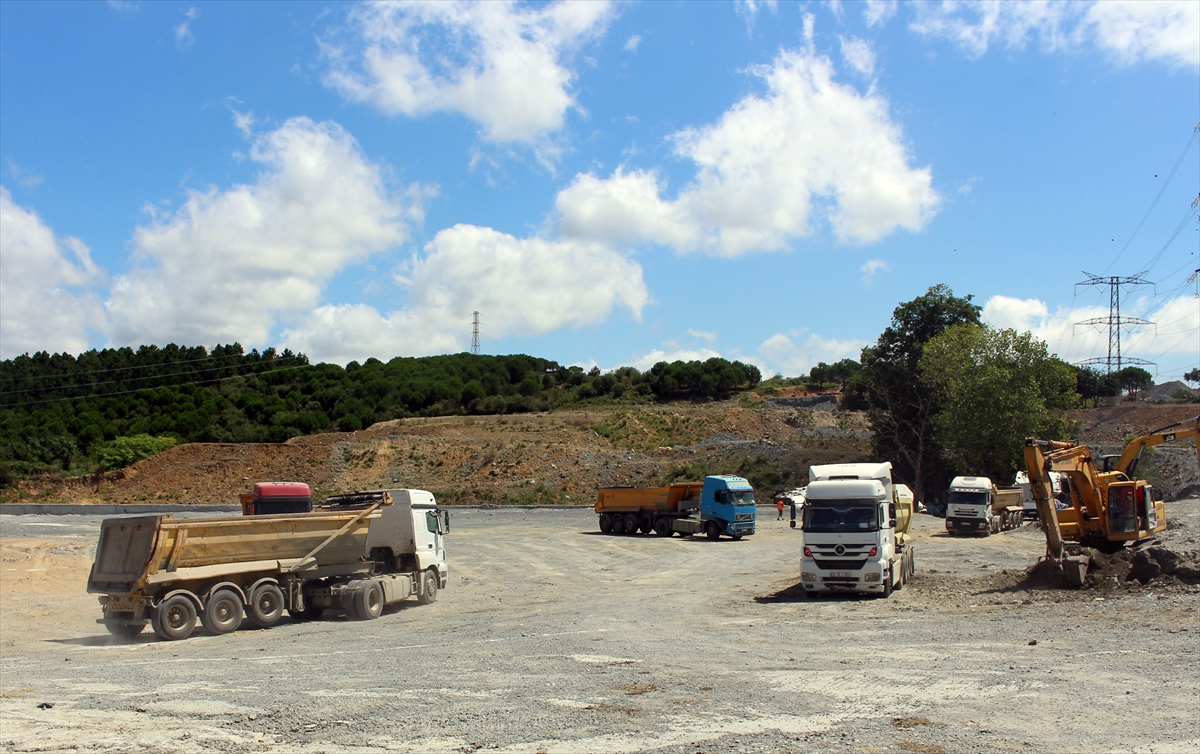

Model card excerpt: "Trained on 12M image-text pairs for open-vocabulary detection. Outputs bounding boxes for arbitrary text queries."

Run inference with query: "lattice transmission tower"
[1073,272,1155,373]
[471,311,480,355]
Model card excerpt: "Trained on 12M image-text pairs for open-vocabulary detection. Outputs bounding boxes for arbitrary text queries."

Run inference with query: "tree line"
[0,346,759,485]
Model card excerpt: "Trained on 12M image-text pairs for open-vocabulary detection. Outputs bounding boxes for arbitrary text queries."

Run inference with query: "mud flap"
[1064,555,1089,587]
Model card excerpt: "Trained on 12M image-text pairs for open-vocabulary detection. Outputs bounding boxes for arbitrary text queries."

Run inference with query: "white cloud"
[860,258,889,286]
[175,7,197,49]
[105,117,427,349]
[231,109,256,138]
[0,187,105,359]
[626,347,724,372]
[688,329,717,344]
[107,0,138,12]
[323,0,616,144]
[864,0,898,28]
[736,1,778,34]
[556,48,939,256]
[912,0,1199,68]
[624,34,641,52]
[283,224,648,365]
[839,36,876,77]
[7,163,43,189]
[758,331,868,378]
[982,294,1200,368]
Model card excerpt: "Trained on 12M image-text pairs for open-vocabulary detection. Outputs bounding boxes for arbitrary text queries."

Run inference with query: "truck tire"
[608,515,624,535]
[705,521,721,541]
[622,514,638,536]
[201,589,244,636]
[353,581,384,620]
[247,583,285,628]
[653,517,671,536]
[152,594,197,641]
[881,566,893,598]
[417,569,439,604]
[599,514,613,534]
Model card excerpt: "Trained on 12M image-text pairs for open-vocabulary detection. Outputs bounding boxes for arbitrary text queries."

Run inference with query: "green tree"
[859,284,982,503]
[95,434,179,470]
[920,324,1078,483]
[1184,368,1200,387]
[1116,366,1154,399]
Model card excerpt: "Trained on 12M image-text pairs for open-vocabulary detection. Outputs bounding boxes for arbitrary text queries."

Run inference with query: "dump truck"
[596,475,756,540]
[239,481,314,515]
[797,462,914,597]
[944,476,1025,535]
[1013,470,1067,521]
[87,489,449,641]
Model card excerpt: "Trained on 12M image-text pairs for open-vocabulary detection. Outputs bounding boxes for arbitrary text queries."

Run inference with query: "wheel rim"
[166,604,188,630]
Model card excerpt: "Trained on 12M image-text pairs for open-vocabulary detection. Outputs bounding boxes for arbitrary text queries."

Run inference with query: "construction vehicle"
[239,481,314,515]
[87,489,449,641]
[1014,469,1067,521]
[944,476,1025,535]
[596,475,756,540]
[797,462,914,597]
[1023,416,1198,586]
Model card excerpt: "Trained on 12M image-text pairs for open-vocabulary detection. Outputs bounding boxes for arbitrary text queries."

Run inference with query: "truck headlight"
[863,572,880,582]
[801,572,816,582]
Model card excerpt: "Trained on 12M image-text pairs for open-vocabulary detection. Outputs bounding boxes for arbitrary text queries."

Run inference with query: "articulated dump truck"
[87,488,449,641]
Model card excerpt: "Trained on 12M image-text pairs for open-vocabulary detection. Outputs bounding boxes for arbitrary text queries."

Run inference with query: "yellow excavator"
[1023,416,1199,586]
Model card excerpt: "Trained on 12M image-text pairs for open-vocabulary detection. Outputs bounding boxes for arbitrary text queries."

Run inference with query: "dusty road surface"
[2,503,1198,754]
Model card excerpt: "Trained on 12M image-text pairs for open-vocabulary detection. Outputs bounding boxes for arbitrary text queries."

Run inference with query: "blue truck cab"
[699,475,757,540]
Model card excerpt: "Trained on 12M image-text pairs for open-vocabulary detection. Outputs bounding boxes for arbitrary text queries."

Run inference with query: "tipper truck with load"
[87,488,449,641]
[596,475,756,540]
[944,476,1025,535]
[797,462,914,597]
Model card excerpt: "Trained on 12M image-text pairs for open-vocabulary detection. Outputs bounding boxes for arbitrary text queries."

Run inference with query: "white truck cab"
[798,462,912,597]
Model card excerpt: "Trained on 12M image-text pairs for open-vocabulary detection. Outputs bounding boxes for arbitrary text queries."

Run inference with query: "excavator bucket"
[1064,555,1089,587]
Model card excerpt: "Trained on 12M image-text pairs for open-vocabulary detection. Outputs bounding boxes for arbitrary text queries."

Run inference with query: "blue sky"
[2,0,1197,382]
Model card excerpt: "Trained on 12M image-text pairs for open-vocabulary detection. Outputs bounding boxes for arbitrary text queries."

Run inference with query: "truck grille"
[735,513,754,521]
[813,559,867,571]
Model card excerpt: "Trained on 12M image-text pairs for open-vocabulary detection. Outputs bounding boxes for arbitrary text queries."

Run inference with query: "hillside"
[5,400,1196,507]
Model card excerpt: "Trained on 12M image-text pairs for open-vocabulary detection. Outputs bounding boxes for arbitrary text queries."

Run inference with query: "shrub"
[95,434,179,470]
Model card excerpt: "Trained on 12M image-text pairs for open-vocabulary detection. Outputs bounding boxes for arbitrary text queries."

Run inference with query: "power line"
[0,350,293,383]
[1073,272,1155,373]
[0,356,304,396]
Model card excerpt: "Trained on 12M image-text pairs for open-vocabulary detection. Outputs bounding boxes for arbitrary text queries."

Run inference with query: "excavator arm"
[1115,417,1200,478]
[1023,439,1089,586]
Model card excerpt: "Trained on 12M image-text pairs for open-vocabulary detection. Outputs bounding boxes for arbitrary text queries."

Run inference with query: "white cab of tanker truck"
[798,462,914,597]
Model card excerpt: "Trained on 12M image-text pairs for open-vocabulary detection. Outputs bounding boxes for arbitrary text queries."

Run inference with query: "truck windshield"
[804,501,879,532]
[947,491,987,504]
[724,490,755,506]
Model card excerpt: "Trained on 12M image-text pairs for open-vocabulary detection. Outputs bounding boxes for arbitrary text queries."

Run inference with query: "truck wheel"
[881,566,893,598]
[705,521,721,541]
[247,583,285,628]
[608,515,624,535]
[417,569,439,604]
[354,581,385,619]
[653,517,671,536]
[152,594,197,641]
[201,589,244,636]
[599,514,613,534]
[622,514,638,536]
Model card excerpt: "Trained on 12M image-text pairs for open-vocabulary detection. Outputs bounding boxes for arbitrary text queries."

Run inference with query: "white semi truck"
[797,462,914,597]
[1013,469,1067,521]
[944,476,1024,535]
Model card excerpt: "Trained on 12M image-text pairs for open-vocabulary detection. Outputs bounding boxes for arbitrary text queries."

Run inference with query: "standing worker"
[776,497,785,520]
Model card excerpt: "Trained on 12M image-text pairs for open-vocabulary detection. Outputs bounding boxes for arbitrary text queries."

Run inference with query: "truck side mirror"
[439,510,450,535]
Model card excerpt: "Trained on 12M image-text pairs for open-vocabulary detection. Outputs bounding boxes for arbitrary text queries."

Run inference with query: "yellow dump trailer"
[88,489,449,642]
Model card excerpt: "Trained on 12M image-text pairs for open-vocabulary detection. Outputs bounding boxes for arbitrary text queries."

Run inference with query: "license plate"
[108,600,135,612]
[830,571,850,578]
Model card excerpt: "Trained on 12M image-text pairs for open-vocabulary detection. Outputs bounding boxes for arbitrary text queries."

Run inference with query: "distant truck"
[1013,470,1067,521]
[87,488,449,641]
[797,462,914,597]
[944,476,1024,535]
[596,475,756,540]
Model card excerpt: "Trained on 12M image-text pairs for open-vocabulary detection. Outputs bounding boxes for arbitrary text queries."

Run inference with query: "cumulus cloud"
[323,0,616,144]
[556,49,938,256]
[982,294,1200,366]
[105,117,426,349]
[839,36,876,77]
[912,0,1199,68]
[860,258,889,286]
[0,187,105,359]
[758,330,868,378]
[283,224,648,364]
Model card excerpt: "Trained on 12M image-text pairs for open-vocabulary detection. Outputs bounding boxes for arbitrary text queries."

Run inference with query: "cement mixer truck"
[796,462,914,597]
[87,488,449,641]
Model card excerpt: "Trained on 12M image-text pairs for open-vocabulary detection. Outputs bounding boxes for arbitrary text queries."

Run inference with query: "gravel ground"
[1,503,1198,754]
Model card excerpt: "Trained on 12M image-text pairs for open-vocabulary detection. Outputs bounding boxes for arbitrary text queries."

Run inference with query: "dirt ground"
[1,501,1198,754]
